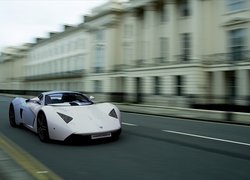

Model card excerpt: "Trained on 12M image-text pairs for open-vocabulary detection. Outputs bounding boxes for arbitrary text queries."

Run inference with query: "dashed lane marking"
[163,130,250,147]
[122,122,137,127]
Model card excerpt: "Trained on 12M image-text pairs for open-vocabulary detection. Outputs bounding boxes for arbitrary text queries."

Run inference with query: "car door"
[21,103,36,127]
[22,98,42,128]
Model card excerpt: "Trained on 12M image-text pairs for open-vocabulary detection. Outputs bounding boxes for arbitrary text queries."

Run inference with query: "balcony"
[92,67,105,73]
[25,69,85,81]
[174,54,192,63]
[111,64,129,72]
[202,51,250,65]
[135,59,145,67]
[154,57,166,64]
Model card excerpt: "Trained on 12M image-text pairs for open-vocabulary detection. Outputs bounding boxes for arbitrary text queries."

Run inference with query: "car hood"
[54,104,121,134]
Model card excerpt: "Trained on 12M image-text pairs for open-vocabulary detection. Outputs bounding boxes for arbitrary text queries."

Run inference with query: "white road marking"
[163,130,250,147]
[36,171,49,174]
[122,122,137,127]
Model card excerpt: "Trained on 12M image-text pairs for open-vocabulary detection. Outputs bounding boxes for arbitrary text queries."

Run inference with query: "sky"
[0,0,111,51]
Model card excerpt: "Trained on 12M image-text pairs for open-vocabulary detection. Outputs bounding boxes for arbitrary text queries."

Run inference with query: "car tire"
[9,104,17,127]
[112,129,122,141]
[37,112,50,143]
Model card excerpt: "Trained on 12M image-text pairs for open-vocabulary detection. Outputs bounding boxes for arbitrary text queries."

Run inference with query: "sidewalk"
[0,132,62,180]
[0,139,34,180]
[116,103,250,126]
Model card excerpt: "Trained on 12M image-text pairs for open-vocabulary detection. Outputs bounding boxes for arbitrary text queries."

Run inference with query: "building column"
[144,2,157,65]
[191,0,202,62]
[125,76,136,94]
[125,76,137,102]
[236,69,249,98]
[212,71,226,98]
[129,10,137,66]
[106,24,118,72]
[103,77,111,93]
[144,76,153,94]
[162,75,172,95]
[168,0,177,62]
[162,0,169,61]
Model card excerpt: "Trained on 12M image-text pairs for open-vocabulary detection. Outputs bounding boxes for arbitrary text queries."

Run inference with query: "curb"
[116,103,250,126]
[0,133,62,180]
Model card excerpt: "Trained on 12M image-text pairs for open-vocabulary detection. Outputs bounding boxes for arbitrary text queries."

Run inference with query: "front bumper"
[64,128,122,142]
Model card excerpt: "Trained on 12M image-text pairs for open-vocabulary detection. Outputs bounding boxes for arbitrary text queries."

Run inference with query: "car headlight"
[57,112,73,123]
[109,109,118,119]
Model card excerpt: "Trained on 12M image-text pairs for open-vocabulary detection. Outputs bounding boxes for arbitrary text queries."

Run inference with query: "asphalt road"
[1,95,250,180]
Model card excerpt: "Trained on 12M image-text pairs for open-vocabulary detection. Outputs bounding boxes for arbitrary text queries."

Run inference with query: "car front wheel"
[37,112,50,142]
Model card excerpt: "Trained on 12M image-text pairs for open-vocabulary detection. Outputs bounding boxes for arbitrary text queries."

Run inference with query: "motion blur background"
[1,0,250,112]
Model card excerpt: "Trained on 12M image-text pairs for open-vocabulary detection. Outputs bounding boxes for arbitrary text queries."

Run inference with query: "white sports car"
[9,91,121,142]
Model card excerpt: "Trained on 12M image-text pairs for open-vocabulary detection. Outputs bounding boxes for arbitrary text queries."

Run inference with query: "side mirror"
[89,96,95,101]
[35,100,41,105]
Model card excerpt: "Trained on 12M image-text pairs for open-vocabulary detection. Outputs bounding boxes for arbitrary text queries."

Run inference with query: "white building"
[24,25,87,92]
[0,45,30,90]
[0,0,250,107]
[83,0,124,101]
[120,0,250,106]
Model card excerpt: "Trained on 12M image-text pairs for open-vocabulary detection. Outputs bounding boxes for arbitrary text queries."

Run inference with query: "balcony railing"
[202,51,250,65]
[135,59,145,67]
[174,54,192,63]
[154,57,166,64]
[111,64,129,72]
[92,67,105,73]
[25,69,85,81]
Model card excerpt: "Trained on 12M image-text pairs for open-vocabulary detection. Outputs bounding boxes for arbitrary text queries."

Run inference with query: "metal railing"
[202,50,250,65]
[25,69,85,81]
[92,67,105,73]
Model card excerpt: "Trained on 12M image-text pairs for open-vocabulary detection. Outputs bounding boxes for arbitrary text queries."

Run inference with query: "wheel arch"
[36,110,47,130]
[9,98,27,126]
[37,110,45,118]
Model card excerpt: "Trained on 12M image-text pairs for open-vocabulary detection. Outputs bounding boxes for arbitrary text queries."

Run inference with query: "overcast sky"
[0,0,111,51]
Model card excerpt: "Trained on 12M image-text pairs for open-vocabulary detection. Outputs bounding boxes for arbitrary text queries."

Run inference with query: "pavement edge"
[0,132,62,180]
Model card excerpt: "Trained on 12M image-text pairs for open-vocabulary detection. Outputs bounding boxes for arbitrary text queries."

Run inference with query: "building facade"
[24,25,87,92]
[0,0,250,107]
[0,45,30,90]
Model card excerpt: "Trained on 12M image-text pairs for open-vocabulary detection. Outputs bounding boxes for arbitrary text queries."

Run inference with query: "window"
[95,46,105,73]
[229,28,246,61]
[38,94,43,101]
[181,33,191,61]
[124,24,133,39]
[160,37,168,62]
[160,4,167,22]
[137,8,144,21]
[175,75,184,96]
[45,93,92,105]
[80,38,85,50]
[69,57,75,71]
[77,55,84,70]
[227,0,246,12]
[154,76,161,95]
[63,58,67,72]
[94,80,102,93]
[96,29,104,41]
[180,0,191,17]
[123,45,132,64]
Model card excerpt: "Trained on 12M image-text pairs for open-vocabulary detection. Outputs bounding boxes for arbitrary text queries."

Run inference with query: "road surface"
[0,95,250,180]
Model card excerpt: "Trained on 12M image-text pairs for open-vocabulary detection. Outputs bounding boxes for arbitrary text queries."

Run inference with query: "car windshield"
[45,93,92,105]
